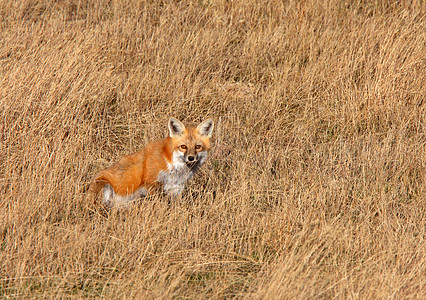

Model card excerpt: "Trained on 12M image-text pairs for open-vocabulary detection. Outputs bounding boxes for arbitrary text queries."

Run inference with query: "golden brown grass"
[1,0,425,298]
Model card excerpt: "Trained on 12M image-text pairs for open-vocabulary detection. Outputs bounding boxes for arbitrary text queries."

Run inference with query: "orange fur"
[89,118,214,205]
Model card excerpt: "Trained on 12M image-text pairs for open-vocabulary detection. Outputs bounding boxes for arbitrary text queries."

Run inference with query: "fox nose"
[187,155,195,162]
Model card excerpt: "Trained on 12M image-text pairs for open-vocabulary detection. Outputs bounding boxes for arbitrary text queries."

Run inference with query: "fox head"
[168,117,214,168]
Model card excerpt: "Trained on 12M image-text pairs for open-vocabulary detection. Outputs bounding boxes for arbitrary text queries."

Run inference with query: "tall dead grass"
[0,0,425,298]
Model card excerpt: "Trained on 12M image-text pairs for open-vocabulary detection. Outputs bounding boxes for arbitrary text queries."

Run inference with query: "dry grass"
[1,0,425,298]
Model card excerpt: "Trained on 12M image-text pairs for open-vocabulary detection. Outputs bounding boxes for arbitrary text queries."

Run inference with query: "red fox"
[89,118,214,206]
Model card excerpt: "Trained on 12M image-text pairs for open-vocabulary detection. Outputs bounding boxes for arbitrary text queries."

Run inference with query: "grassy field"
[1,0,425,298]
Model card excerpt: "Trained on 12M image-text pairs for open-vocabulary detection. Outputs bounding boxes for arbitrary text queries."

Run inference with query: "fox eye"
[195,145,201,150]
[180,145,187,150]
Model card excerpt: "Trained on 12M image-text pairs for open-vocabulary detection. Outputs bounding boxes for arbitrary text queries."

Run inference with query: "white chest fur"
[158,150,207,196]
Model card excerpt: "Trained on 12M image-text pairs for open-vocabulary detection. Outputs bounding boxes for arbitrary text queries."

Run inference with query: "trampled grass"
[0,0,425,298]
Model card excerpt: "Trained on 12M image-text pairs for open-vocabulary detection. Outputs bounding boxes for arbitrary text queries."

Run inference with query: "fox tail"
[88,176,109,204]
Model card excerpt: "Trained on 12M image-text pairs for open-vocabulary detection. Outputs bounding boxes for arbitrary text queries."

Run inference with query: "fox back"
[89,118,214,206]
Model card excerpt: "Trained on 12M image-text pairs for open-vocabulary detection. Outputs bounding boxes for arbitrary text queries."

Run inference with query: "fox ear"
[168,117,186,137]
[197,118,214,138]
